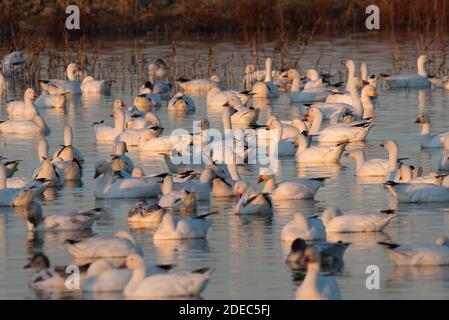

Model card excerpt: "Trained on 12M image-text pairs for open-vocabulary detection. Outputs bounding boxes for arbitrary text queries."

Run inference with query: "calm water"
[1,34,449,299]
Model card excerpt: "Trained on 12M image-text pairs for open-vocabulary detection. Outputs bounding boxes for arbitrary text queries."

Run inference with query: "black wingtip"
[377,241,400,249]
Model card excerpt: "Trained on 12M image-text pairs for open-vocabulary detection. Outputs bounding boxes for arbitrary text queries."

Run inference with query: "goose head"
[94,160,113,179]
[286,238,307,263]
[24,88,38,101]
[321,206,342,227]
[199,118,210,131]
[306,69,320,81]
[245,64,257,74]
[414,113,429,124]
[113,99,126,111]
[66,63,79,81]
[209,74,221,84]
[122,253,145,271]
[345,59,356,74]
[256,174,274,185]
[23,253,50,270]
[436,236,449,247]
[131,167,145,177]
[379,140,398,152]
[232,180,251,199]
[361,85,378,99]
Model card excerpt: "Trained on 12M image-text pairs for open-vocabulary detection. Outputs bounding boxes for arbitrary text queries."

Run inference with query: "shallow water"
[1,34,449,299]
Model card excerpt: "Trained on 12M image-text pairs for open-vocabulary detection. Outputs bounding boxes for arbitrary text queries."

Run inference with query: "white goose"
[51,147,82,182]
[378,236,449,266]
[383,55,430,88]
[153,212,214,240]
[134,86,162,112]
[32,139,62,187]
[2,50,26,75]
[286,69,329,103]
[39,63,82,94]
[6,88,39,120]
[295,249,341,300]
[0,115,50,136]
[325,59,360,104]
[81,75,113,94]
[158,175,197,211]
[281,212,326,241]
[65,231,143,259]
[123,254,212,298]
[295,133,346,163]
[0,165,35,207]
[232,181,273,215]
[415,113,449,148]
[176,75,221,96]
[142,62,172,100]
[92,109,125,143]
[252,58,279,98]
[94,161,161,199]
[167,92,195,112]
[360,62,379,89]
[344,146,396,177]
[25,202,107,231]
[52,126,84,162]
[128,200,168,226]
[257,174,322,200]
[321,206,396,233]
[385,181,449,203]
[110,142,134,174]
[306,107,372,144]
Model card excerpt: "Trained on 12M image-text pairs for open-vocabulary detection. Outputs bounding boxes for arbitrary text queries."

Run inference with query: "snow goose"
[138,131,189,152]
[223,101,259,128]
[0,165,35,207]
[344,149,389,177]
[168,92,195,112]
[295,248,341,300]
[1,158,20,178]
[286,238,350,271]
[158,175,197,211]
[378,236,449,266]
[286,69,329,103]
[321,206,396,233]
[39,63,82,94]
[325,60,359,104]
[232,181,273,215]
[0,115,50,136]
[52,126,84,162]
[142,63,172,100]
[212,177,234,197]
[94,161,161,199]
[257,174,322,200]
[251,58,279,98]
[134,92,162,113]
[123,254,212,298]
[207,87,241,107]
[128,200,168,226]
[438,137,449,171]
[92,109,126,143]
[360,62,379,89]
[263,115,297,156]
[32,139,62,187]
[25,202,107,231]
[153,212,214,240]
[169,168,216,201]
[380,140,401,182]
[385,180,449,203]
[176,75,221,96]
[65,231,143,258]
[81,75,113,94]
[305,107,372,143]
[51,147,82,182]
[281,213,326,241]
[383,55,430,88]
[428,75,449,88]
[23,253,87,290]
[295,133,346,163]
[2,50,26,75]
[415,113,449,148]
[35,93,68,108]
[266,116,302,140]
[6,88,39,120]
[109,142,134,173]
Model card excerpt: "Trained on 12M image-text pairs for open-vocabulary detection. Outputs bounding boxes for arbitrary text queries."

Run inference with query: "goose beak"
[256,176,264,184]
[32,93,38,100]
[23,262,31,269]
[379,143,385,148]
[236,192,242,199]
[119,261,127,269]
[372,91,378,97]
[414,117,421,123]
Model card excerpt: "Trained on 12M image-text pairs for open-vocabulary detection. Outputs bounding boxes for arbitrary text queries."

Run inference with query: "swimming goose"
[123,254,212,298]
[321,206,396,233]
[32,139,62,187]
[305,107,372,143]
[109,142,134,174]
[378,236,449,266]
[2,50,26,75]
[167,168,216,201]
[128,200,168,226]
[384,181,449,203]
[94,161,161,199]
[285,69,329,102]
[223,101,259,128]
[81,76,113,94]
[6,88,39,120]
[281,213,326,241]
[232,180,273,215]
[138,131,190,152]
[428,75,449,88]
[52,126,84,163]
[263,115,298,156]
[295,133,346,163]
[168,92,195,112]
[153,212,214,240]
[207,87,243,107]
[0,115,50,136]
[415,113,449,148]
[383,55,430,88]
[39,63,82,94]
[158,175,197,211]
[142,62,172,100]
[1,158,21,178]
[176,75,221,95]
[286,238,350,271]
[0,165,35,207]
[23,253,88,290]
[251,58,279,98]
[344,149,390,177]
[257,174,322,200]
[134,86,162,112]
[51,147,82,182]
[25,202,107,231]
[325,60,360,104]
[116,116,164,147]
[92,109,126,143]
[35,93,68,108]
[295,248,341,300]
[65,231,143,258]
[83,259,172,292]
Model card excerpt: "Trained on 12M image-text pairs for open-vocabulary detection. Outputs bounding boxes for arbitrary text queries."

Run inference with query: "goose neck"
[262,176,276,193]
